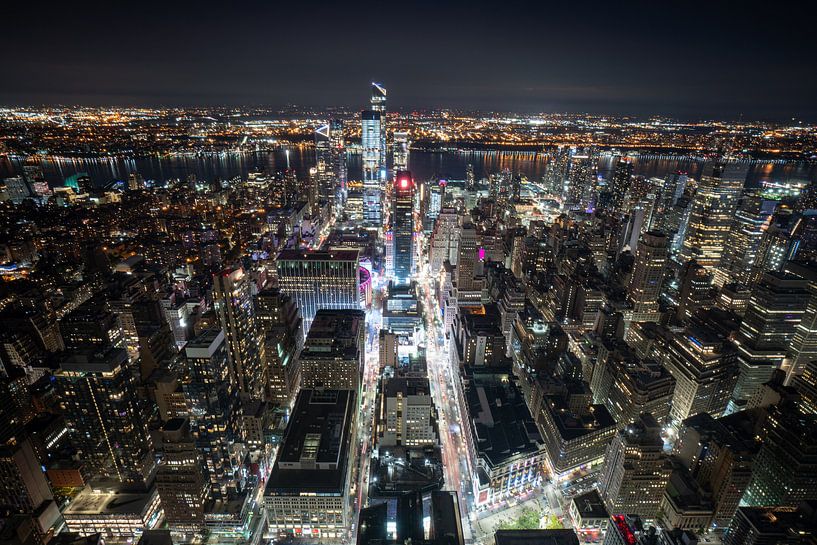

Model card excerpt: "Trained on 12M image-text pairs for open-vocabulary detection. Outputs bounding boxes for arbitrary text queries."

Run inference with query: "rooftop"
[265,389,356,496]
[494,530,580,545]
[571,489,609,520]
[464,371,542,467]
[276,248,360,262]
[63,485,156,517]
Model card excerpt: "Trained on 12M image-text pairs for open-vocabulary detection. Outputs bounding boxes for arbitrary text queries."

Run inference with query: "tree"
[497,507,541,530]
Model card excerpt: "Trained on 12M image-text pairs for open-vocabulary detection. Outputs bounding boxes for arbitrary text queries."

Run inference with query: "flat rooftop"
[63,486,156,517]
[277,249,360,262]
[571,489,609,520]
[495,530,580,545]
[544,396,615,441]
[265,389,356,496]
[465,372,542,467]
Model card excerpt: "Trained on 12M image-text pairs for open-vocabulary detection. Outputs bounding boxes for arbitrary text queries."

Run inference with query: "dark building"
[357,491,464,545]
[495,530,580,545]
[724,503,817,545]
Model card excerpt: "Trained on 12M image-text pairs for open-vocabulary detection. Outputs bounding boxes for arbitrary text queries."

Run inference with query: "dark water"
[2,149,816,188]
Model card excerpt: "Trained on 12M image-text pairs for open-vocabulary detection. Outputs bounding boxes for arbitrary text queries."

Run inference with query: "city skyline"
[2,8,817,545]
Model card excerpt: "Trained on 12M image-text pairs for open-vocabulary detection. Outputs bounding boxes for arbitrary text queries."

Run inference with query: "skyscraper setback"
[628,231,668,323]
[681,162,748,270]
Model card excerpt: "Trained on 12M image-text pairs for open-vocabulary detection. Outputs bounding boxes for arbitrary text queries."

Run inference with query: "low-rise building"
[568,489,610,535]
[62,482,161,540]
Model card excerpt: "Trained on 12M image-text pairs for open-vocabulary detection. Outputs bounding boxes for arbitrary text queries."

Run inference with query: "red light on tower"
[400,178,409,189]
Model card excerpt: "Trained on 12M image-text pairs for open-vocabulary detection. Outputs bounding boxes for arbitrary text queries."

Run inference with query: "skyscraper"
[264,389,357,540]
[676,260,714,321]
[627,231,667,323]
[673,410,760,527]
[255,288,303,406]
[598,413,671,518]
[681,162,748,270]
[785,261,817,381]
[314,123,334,208]
[182,329,238,501]
[665,327,738,425]
[298,309,365,392]
[212,267,265,399]
[393,130,408,171]
[730,271,808,408]
[371,82,387,181]
[743,403,817,507]
[55,346,153,483]
[429,208,459,274]
[329,119,347,187]
[376,376,439,448]
[564,148,597,211]
[275,249,360,335]
[361,110,383,228]
[608,157,634,214]
[155,418,207,529]
[455,219,483,303]
[0,437,53,514]
[392,171,415,286]
[714,196,775,287]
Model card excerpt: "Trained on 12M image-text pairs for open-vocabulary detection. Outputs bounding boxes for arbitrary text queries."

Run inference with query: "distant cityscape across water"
[2,148,817,189]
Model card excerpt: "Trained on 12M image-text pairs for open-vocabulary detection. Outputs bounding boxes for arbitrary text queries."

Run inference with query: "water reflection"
[1,149,815,189]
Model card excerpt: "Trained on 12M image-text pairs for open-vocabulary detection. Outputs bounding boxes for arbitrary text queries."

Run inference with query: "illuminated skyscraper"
[627,231,667,323]
[182,329,238,500]
[608,157,634,214]
[371,82,387,180]
[677,260,714,321]
[155,418,207,529]
[314,123,334,207]
[430,208,459,274]
[598,413,671,518]
[392,171,415,286]
[55,346,154,483]
[298,309,365,392]
[681,162,748,270]
[361,110,383,228]
[714,196,775,287]
[329,119,347,189]
[393,130,409,171]
[743,403,817,507]
[730,271,807,408]
[212,267,265,400]
[784,262,817,382]
[456,219,483,302]
[275,249,360,335]
[466,163,476,191]
[0,437,53,514]
[314,120,347,214]
[564,148,597,211]
[665,327,738,425]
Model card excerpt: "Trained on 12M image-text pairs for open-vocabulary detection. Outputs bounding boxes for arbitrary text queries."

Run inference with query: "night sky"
[2,0,815,120]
